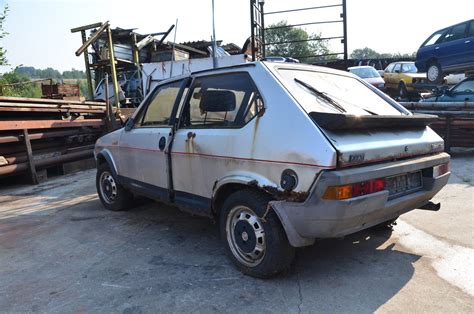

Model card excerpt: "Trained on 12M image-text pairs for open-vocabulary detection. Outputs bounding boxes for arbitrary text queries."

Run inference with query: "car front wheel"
[220,189,295,278]
[427,62,442,84]
[96,163,133,211]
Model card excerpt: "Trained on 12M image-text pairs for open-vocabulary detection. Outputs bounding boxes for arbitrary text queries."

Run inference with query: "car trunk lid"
[309,112,445,168]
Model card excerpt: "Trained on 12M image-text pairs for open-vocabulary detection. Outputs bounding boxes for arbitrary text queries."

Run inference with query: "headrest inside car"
[199,90,236,112]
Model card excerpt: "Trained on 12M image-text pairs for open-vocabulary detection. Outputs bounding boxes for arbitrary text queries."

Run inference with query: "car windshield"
[349,67,380,78]
[276,68,403,116]
[402,63,418,73]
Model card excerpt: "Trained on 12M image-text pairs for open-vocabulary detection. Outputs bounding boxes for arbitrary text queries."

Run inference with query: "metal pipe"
[0,149,93,176]
[0,129,100,144]
[342,0,348,62]
[211,0,218,68]
[170,18,178,78]
[400,102,474,109]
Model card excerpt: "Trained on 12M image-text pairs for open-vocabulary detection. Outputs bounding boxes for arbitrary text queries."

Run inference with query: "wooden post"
[23,129,39,185]
[107,26,120,109]
[445,116,452,153]
[81,30,94,100]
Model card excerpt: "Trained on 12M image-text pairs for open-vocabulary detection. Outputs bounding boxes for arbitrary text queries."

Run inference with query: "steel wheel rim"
[428,65,439,81]
[226,205,266,267]
[99,171,117,204]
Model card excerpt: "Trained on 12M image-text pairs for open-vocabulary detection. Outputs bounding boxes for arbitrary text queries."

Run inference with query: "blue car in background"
[416,19,474,84]
[421,76,474,102]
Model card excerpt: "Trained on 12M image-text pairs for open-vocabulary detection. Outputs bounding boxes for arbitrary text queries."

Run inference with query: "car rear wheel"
[427,62,442,84]
[96,163,133,211]
[220,189,295,278]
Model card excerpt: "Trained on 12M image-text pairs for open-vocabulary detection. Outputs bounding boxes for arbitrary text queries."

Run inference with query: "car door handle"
[435,46,440,50]
[465,40,471,44]
[186,132,196,141]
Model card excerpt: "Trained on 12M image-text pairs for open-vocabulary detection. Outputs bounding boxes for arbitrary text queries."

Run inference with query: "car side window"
[423,30,446,46]
[442,23,467,42]
[453,80,474,94]
[139,81,182,127]
[469,21,474,38]
[393,64,401,73]
[180,72,262,128]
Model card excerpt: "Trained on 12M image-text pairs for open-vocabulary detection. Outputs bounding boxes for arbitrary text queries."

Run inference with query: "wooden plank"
[0,106,105,114]
[71,22,103,33]
[23,129,39,185]
[75,22,109,56]
[0,96,106,106]
[0,119,104,131]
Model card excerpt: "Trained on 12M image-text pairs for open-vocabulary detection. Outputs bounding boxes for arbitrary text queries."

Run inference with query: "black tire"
[427,61,442,84]
[398,82,408,100]
[96,163,133,211]
[219,189,295,278]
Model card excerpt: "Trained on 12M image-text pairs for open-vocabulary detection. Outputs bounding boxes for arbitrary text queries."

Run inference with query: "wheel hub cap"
[226,206,266,267]
[99,171,117,204]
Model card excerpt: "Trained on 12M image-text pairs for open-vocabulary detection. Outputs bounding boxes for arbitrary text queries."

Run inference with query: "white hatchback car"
[95,62,450,278]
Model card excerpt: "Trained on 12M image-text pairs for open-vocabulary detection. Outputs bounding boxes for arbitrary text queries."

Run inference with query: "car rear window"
[276,68,403,116]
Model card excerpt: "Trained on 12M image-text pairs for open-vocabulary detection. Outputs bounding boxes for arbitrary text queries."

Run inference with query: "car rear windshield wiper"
[294,78,346,113]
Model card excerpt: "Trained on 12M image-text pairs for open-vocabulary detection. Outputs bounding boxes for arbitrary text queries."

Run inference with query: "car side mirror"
[124,117,134,131]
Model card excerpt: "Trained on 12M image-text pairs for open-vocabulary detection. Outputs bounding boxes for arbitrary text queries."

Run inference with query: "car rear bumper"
[270,153,450,247]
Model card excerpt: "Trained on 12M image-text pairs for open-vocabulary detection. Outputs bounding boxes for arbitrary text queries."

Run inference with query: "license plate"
[386,171,423,199]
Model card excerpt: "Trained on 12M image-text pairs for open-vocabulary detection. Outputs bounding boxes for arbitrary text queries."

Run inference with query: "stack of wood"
[0,96,106,183]
[401,102,474,152]
[41,83,82,101]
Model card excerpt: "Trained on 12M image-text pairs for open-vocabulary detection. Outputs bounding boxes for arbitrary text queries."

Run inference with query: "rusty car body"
[94,62,450,278]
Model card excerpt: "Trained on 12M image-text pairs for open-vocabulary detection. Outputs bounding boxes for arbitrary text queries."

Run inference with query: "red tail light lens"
[324,178,386,200]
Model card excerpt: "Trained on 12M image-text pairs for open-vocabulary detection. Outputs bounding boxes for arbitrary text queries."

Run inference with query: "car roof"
[347,66,375,70]
[433,19,474,33]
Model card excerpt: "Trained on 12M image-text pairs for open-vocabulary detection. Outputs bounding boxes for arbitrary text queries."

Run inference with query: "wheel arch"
[96,149,119,178]
[211,172,278,216]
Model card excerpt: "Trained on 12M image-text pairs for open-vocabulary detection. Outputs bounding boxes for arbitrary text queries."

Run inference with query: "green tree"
[265,21,330,62]
[351,47,416,59]
[0,4,8,65]
[0,68,42,98]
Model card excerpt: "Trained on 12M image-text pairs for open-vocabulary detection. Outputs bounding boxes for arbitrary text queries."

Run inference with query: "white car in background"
[348,66,385,90]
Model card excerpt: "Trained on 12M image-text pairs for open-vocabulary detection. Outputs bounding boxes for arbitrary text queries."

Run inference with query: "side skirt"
[118,175,212,217]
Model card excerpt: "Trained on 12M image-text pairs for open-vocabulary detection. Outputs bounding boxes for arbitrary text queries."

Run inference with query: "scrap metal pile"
[401,102,474,152]
[0,96,106,183]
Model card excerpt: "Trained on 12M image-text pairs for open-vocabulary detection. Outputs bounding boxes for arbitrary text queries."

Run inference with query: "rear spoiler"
[309,112,438,131]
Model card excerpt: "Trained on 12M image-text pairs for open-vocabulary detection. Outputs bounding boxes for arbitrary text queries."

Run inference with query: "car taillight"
[323,178,386,200]
[433,163,449,177]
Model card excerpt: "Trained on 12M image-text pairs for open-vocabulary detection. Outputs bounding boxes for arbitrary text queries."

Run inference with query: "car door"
[437,22,469,70]
[466,21,474,64]
[118,79,186,198]
[171,72,264,209]
[385,63,400,90]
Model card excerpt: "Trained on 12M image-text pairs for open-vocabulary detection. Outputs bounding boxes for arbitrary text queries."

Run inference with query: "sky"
[1,0,473,72]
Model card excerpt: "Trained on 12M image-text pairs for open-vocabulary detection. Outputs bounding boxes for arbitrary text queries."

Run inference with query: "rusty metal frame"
[250,0,348,63]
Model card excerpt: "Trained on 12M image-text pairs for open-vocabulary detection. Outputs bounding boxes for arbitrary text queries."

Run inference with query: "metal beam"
[107,26,120,108]
[0,119,104,131]
[81,30,94,100]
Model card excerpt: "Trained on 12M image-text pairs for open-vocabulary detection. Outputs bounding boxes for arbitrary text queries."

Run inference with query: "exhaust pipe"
[418,201,441,211]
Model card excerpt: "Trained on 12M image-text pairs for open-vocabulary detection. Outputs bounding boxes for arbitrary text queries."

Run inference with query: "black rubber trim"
[309,112,438,130]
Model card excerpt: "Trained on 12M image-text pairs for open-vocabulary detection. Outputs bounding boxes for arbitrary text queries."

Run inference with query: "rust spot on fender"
[262,185,309,203]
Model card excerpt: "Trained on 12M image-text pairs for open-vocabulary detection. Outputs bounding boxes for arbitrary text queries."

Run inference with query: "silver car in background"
[348,65,385,90]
